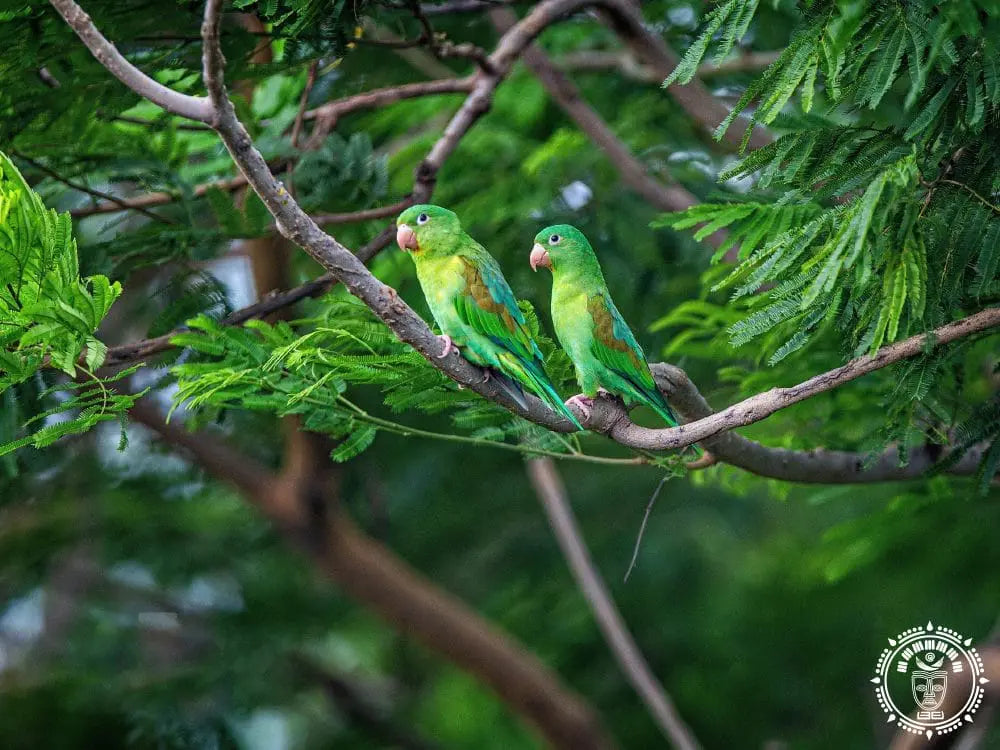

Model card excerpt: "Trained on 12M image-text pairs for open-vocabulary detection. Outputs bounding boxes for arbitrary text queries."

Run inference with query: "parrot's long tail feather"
[496,352,583,430]
[490,370,530,411]
[645,393,680,428]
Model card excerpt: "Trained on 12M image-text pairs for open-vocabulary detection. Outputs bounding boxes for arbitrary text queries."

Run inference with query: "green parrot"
[396,204,582,429]
[529,224,679,427]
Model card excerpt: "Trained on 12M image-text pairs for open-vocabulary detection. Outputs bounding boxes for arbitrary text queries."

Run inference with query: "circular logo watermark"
[872,622,989,739]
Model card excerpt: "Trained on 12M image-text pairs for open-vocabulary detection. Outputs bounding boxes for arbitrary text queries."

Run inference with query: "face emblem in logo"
[872,623,988,739]
[911,652,947,710]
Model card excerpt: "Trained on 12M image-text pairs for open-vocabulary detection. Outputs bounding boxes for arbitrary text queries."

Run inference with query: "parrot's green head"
[530,224,601,280]
[396,204,462,257]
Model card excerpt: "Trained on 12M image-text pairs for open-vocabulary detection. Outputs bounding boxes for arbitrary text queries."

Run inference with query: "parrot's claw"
[436,334,454,359]
[565,394,594,420]
[482,370,491,383]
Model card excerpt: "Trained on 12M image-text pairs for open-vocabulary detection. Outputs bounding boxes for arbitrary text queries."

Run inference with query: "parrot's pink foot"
[436,334,454,359]
[565,394,594,420]
[482,370,491,383]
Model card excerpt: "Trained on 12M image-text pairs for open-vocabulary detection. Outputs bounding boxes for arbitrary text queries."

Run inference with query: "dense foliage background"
[1,0,998,747]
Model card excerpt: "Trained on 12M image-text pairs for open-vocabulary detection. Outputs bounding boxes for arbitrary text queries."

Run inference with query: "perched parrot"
[529,224,679,427]
[396,204,582,429]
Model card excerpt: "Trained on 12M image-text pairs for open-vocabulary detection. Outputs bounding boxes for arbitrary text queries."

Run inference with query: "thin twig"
[323,395,647,466]
[938,178,1000,214]
[312,199,414,226]
[13,151,174,224]
[290,60,319,149]
[304,77,475,146]
[623,474,669,582]
[69,172,252,217]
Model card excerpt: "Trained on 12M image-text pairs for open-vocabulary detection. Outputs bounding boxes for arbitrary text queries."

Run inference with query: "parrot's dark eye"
[416,213,429,225]
[549,234,561,245]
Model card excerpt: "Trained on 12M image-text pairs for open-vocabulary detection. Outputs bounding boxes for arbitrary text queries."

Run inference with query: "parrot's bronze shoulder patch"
[459,256,517,332]
[587,294,642,367]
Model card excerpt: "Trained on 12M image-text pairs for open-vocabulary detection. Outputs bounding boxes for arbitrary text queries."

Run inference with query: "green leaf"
[330,425,377,462]
[903,79,957,140]
[801,54,819,113]
[663,1,738,87]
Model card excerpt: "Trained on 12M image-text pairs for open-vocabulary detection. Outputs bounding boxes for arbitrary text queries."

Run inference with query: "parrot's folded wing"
[587,293,678,427]
[453,254,539,361]
[453,253,581,429]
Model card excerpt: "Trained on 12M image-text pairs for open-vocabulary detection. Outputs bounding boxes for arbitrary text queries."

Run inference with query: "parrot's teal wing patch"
[587,293,656,391]
[453,253,541,362]
[451,251,582,429]
[587,293,678,426]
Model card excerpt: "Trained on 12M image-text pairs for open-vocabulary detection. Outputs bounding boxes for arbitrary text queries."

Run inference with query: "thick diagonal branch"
[578,308,1000,452]
[527,458,702,750]
[652,365,990,483]
[591,4,772,149]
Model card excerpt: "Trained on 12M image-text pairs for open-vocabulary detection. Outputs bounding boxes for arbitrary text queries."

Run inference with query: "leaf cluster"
[170,298,580,463]
[657,0,1000,471]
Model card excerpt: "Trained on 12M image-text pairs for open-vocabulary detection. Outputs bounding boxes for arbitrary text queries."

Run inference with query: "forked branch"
[51,0,1000,471]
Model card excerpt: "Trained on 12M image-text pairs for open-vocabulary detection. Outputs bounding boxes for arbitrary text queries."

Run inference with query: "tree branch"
[289,60,319,150]
[652,364,990,484]
[49,0,213,122]
[131,398,616,749]
[311,200,415,226]
[53,0,999,476]
[489,8,706,218]
[577,308,1000,452]
[69,173,250,217]
[527,458,702,750]
[419,0,515,15]
[557,49,781,83]
[304,77,475,146]
[589,4,772,150]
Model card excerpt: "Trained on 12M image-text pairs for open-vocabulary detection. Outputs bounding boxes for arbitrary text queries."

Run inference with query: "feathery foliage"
[0,152,135,457]
[658,0,1000,476]
[170,298,584,463]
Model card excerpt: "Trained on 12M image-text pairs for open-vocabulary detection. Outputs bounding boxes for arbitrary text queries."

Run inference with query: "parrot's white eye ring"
[417,213,429,225]
[549,234,561,245]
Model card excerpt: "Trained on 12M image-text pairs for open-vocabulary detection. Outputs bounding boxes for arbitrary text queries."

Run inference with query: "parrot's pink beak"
[529,243,551,271]
[396,224,418,251]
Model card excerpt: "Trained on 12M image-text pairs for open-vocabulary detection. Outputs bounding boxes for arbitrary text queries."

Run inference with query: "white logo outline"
[872,622,989,740]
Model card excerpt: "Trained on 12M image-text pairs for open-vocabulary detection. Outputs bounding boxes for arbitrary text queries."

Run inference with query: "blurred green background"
[1,0,998,748]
